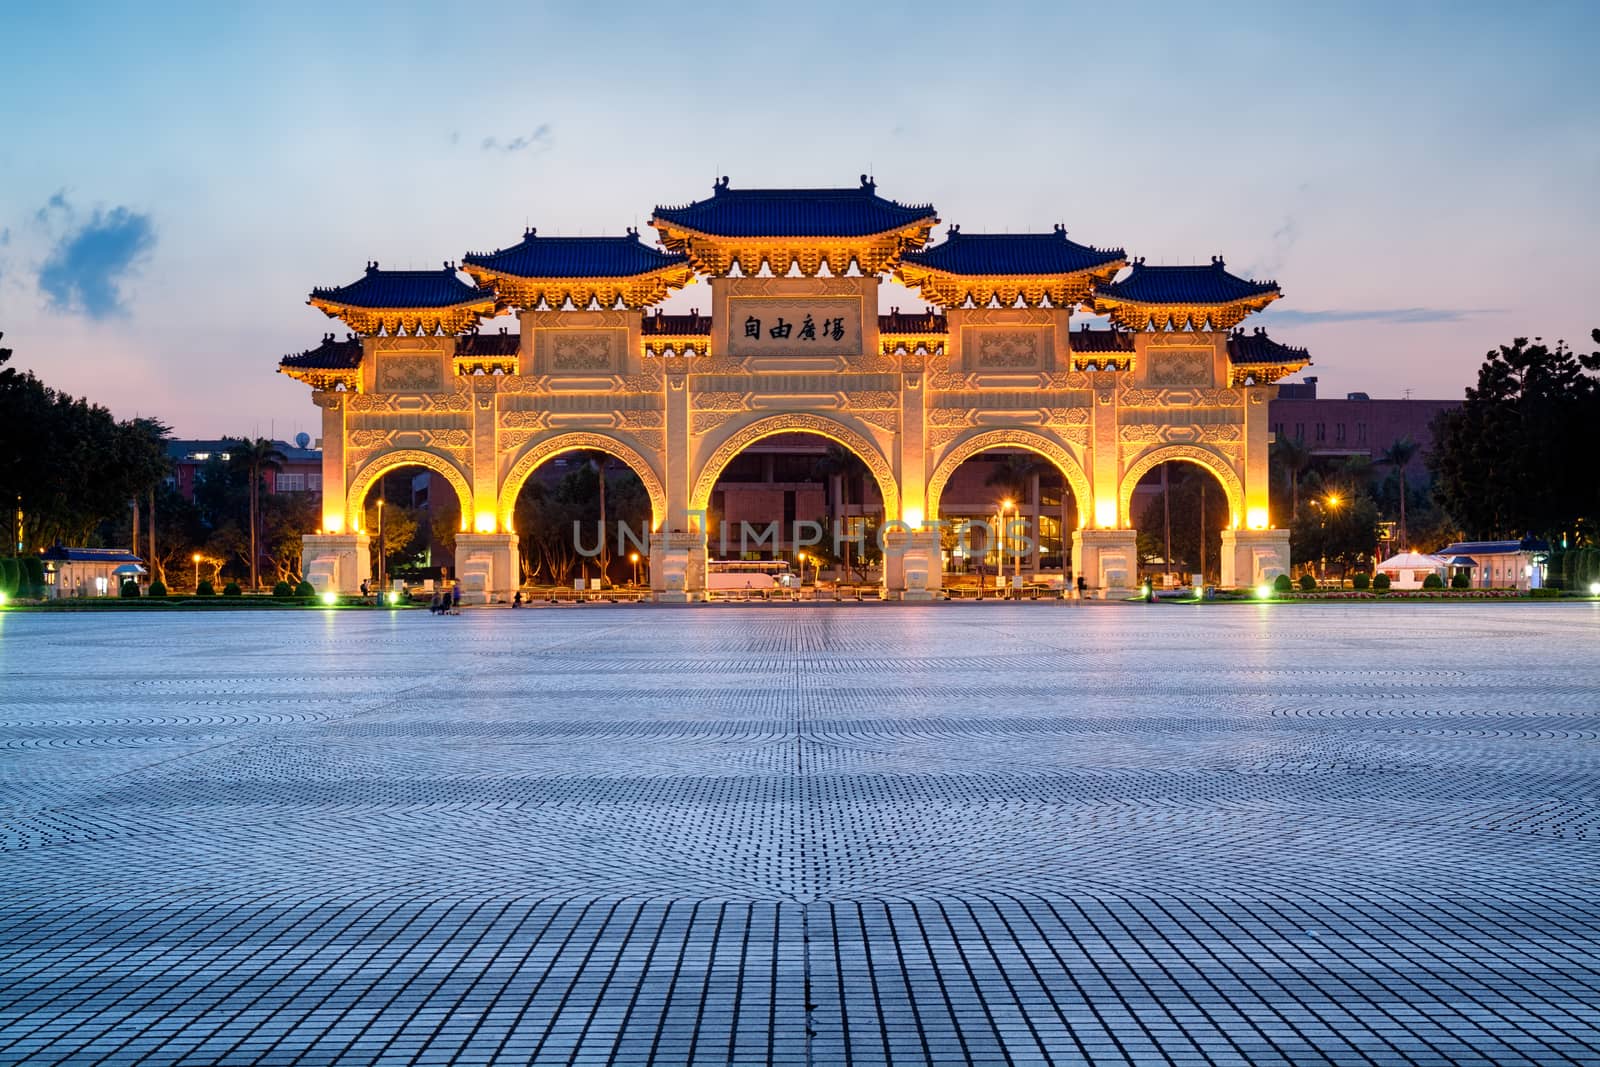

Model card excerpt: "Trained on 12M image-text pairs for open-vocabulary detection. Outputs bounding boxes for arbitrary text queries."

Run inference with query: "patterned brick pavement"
[1,604,1597,1065]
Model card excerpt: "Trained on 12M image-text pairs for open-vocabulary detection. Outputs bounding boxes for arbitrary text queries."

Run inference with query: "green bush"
[0,558,17,596]
[223,582,242,597]
[272,580,294,598]
[294,580,316,598]
[1450,571,1470,590]
[1529,587,1562,598]
[1352,572,1371,591]
[1373,573,1391,591]
[1422,573,1445,590]
[196,579,215,597]
[120,579,141,598]
[1273,574,1293,594]
[147,579,168,598]
[1297,573,1316,592]
[20,556,44,597]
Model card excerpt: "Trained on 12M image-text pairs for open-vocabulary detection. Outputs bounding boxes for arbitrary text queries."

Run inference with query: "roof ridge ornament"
[1212,255,1225,267]
[860,174,876,192]
[714,175,730,194]
[524,226,537,238]
[947,224,960,238]
[1053,223,1067,236]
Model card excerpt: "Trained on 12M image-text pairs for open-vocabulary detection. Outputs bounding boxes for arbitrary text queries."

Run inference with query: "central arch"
[690,413,900,520]
[346,449,473,534]
[497,432,668,533]
[1118,444,1244,529]
[926,428,1092,524]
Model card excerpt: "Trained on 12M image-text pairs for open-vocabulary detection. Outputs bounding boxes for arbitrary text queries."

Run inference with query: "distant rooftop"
[463,230,687,279]
[652,176,936,238]
[901,226,1124,276]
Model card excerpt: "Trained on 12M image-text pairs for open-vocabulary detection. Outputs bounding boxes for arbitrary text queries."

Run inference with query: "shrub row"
[0,557,47,598]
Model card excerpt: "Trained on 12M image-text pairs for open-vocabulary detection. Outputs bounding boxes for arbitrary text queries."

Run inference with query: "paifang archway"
[285,178,1308,600]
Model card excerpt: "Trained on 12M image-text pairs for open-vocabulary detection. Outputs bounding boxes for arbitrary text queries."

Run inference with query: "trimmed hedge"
[1273,574,1293,594]
[1450,571,1470,590]
[0,558,17,596]
[1422,573,1445,590]
[196,579,215,597]
[147,579,168,598]
[294,580,315,598]
[1352,572,1371,591]
[20,556,44,598]
[1297,573,1316,592]
[223,582,242,597]
[120,579,141,598]
[272,580,294,598]
[1373,573,1391,591]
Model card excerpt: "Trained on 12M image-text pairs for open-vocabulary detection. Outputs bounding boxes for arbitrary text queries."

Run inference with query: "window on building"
[1357,423,1367,444]
[276,473,306,493]
[308,474,322,491]
[1316,423,1326,442]
[1335,423,1346,443]
[1294,422,1304,441]
[1272,422,1283,437]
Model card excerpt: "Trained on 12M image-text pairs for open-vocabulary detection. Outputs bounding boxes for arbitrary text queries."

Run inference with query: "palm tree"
[230,438,285,590]
[1272,435,1313,521]
[1379,436,1419,548]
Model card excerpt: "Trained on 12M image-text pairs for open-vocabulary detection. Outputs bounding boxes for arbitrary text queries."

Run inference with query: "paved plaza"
[1,603,1598,1065]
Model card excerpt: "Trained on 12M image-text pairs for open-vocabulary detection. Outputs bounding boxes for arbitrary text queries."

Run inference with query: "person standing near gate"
[1076,574,1088,600]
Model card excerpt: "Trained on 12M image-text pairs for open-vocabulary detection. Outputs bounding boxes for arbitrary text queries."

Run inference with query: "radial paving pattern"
[1,604,1598,1065]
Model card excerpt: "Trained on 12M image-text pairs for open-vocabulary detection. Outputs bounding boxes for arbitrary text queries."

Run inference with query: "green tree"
[1430,331,1600,542]
[228,438,286,590]
[1271,435,1313,522]
[812,444,872,580]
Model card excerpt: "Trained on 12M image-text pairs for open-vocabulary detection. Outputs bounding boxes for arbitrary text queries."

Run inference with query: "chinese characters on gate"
[726,298,861,357]
[743,314,847,343]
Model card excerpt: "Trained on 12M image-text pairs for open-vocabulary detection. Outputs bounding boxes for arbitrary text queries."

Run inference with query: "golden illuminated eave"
[462,264,695,311]
[1229,360,1310,387]
[1090,291,1280,332]
[879,331,948,357]
[643,336,711,359]
[308,296,497,336]
[895,261,1125,311]
[278,364,360,390]
[649,219,937,278]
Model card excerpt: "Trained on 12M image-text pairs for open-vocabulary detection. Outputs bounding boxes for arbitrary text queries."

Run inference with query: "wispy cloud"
[36,200,156,319]
[481,124,552,154]
[1264,307,1488,326]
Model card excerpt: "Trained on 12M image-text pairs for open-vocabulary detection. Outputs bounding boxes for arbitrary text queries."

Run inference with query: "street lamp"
[630,551,640,586]
[192,552,201,590]
[1000,499,1014,598]
[796,551,806,591]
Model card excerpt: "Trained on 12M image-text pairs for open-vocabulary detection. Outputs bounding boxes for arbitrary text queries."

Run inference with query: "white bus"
[706,559,795,591]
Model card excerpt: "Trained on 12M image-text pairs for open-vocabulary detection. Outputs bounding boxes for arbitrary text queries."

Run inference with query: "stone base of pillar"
[650,530,708,603]
[1220,528,1291,588]
[302,532,370,595]
[454,532,519,605]
[1071,529,1140,597]
[884,528,941,600]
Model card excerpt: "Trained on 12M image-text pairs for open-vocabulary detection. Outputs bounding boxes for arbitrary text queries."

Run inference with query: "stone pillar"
[883,527,940,600]
[454,532,519,605]
[1071,529,1139,597]
[1088,371,1121,530]
[649,529,707,603]
[1241,383,1273,530]
[1220,529,1290,588]
[302,532,370,594]
[898,353,929,527]
[469,375,497,534]
[314,392,348,533]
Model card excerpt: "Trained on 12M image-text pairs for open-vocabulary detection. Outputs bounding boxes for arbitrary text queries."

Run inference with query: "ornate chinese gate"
[282,178,1308,601]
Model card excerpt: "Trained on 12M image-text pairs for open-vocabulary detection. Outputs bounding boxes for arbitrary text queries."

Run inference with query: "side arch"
[926,428,1092,524]
[346,449,474,533]
[1118,444,1244,529]
[689,413,899,520]
[498,432,668,533]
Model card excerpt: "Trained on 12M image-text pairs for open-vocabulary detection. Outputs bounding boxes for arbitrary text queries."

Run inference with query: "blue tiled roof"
[311,264,494,309]
[641,312,714,337]
[1070,326,1136,353]
[879,309,947,335]
[652,176,936,238]
[901,226,1123,275]
[463,230,687,278]
[1437,539,1549,556]
[1227,327,1310,365]
[41,546,144,563]
[457,330,521,357]
[280,334,362,370]
[1096,258,1279,304]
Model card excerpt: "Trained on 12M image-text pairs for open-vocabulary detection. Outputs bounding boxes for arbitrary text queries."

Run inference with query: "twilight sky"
[1,0,1595,438]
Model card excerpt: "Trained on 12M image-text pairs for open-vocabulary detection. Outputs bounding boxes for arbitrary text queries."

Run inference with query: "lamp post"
[1000,499,1014,598]
[630,551,640,587]
[796,551,806,593]
[192,552,201,591]
[376,498,386,594]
